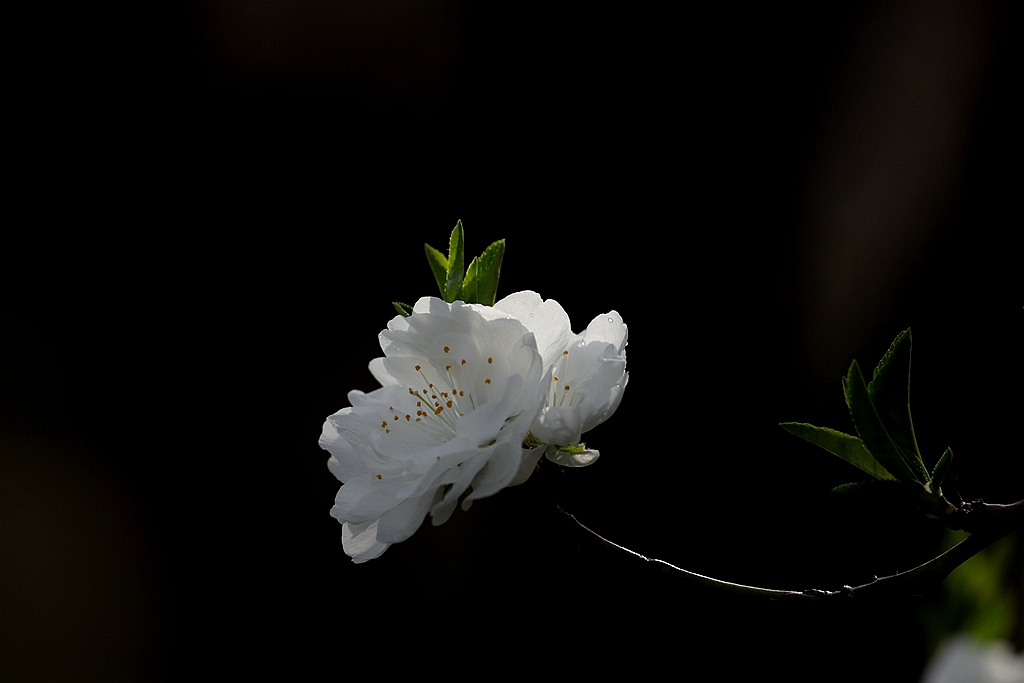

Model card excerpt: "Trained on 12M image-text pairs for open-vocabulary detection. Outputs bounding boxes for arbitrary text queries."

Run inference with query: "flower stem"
[558,498,1024,603]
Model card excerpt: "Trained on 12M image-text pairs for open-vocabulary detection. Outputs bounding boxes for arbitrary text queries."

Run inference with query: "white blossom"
[493,290,628,466]
[320,297,547,562]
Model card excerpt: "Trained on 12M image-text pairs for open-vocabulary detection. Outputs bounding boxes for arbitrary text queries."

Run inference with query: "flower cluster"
[320,291,628,562]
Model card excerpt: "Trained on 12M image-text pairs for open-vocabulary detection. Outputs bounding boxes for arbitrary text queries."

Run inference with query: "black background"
[2,2,1019,680]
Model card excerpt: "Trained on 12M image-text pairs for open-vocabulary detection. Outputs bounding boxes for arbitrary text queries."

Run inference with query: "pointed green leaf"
[392,301,414,317]
[930,447,953,490]
[781,422,896,480]
[462,256,481,304]
[830,480,913,508]
[832,481,872,495]
[424,243,449,297]
[843,360,922,484]
[832,480,904,495]
[444,220,465,302]
[867,329,929,482]
[473,239,504,306]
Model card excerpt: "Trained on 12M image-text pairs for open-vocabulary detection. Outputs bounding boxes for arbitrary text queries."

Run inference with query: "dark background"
[2,2,1019,680]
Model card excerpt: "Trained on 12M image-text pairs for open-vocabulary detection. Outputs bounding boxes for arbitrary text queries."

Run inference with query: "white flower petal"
[581,310,627,353]
[509,446,546,486]
[341,519,390,563]
[322,296,548,562]
[497,298,628,454]
[463,438,528,503]
[493,290,573,365]
[544,444,600,467]
[532,404,585,446]
[376,491,438,545]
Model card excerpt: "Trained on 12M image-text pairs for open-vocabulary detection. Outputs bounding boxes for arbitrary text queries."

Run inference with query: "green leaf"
[781,422,896,480]
[930,447,953,490]
[444,219,465,302]
[460,240,505,306]
[867,329,929,482]
[424,243,449,297]
[831,480,905,495]
[843,360,923,484]
[392,301,414,317]
[462,256,481,304]
[830,480,917,512]
[473,239,504,306]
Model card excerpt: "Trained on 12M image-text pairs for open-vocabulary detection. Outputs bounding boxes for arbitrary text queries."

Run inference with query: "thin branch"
[557,505,805,601]
[559,498,1024,604]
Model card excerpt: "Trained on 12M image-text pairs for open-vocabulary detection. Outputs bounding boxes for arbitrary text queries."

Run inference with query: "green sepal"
[843,360,922,484]
[781,422,895,480]
[867,329,930,482]
[443,219,465,302]
[930,447,953,491]
[392,301,414,317]
[424,243,449,297]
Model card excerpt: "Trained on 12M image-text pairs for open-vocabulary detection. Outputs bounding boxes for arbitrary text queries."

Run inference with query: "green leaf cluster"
[782,329,954,501]
[393,220,505,316]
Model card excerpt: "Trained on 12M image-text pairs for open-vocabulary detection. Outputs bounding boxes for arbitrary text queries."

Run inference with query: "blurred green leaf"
[921,530,1019,651]
[843,360,922,484]
[392,301,414,317]
[781,422,895,480]
[867,329,930,482]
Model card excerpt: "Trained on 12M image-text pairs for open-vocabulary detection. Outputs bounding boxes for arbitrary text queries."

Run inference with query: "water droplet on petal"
[608,317,614,323]
[529,312,534,317]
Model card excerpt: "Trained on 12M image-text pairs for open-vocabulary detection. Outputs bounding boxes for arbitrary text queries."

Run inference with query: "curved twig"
[558,498,1024,603]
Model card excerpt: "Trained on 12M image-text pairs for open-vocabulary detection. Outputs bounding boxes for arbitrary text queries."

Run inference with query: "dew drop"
[608,317,614,323]
[529,312,534,317]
